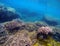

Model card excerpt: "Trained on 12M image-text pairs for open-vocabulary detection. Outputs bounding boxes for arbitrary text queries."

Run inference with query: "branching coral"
[38,26,53,34]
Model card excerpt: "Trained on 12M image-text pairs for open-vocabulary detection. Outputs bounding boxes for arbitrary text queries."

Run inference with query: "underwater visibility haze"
[0,0,60,22]
[0,0,60,46]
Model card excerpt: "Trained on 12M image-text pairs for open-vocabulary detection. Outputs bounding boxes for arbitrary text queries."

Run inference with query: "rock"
[53,26,60,34]
[25,23,38,32]
[0,24,9,45]
[37,33,48,40]
[35,21,48,27]
[42,16,58,26]
[52,32,60,42]
[5,30,33,46]
[4,19,25,33]
[0,24,8,37]
[0,5,20,23]
[0,35,8,44]
[0,24,5,33]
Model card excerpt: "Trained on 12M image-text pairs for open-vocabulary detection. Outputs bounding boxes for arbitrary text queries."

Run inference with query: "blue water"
[0,0,60,22]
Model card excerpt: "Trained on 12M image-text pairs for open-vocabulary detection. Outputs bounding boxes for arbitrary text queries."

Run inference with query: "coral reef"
[4,19,25,34]
[0,3,60,46]
[0,18,60,46]
[38,26,53,34]
[4,30,33,46]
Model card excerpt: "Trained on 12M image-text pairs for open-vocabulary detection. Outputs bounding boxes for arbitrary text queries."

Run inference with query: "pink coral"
[4,19,25,30]
[38,26,53,34]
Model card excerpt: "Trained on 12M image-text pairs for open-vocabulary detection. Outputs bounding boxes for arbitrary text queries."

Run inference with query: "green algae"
[34,36,60,46]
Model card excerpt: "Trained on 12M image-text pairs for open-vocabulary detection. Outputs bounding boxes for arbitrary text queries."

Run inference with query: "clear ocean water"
[0,0,60,22]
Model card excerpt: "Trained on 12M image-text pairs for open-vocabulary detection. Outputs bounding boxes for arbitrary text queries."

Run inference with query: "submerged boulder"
[0,5,20,23]
[4,30,33,46]
[42,16,58,26]
[4,19,25,33]
[0,24,9,45]
[52,32,60,42]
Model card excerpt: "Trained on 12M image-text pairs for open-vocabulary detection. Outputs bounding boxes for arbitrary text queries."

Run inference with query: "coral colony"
[0,5,60,46]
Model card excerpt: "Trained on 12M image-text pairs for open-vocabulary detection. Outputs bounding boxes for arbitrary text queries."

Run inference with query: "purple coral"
[4,19,25,33]
[38,26,53,34]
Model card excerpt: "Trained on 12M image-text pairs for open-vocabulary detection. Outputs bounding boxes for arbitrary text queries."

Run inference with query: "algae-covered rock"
[35,36,60,46]
[25,23,38,32]
[0,5,20,23]
[0,24,9,45]
[42,16,58,26]
[0,24,5,33]
[35,21,48,27]
[4,30,33,46]
[4,19,25,34]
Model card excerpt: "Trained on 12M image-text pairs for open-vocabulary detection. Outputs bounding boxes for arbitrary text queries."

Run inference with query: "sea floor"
[0,19,60,46]
[0,4,60,46]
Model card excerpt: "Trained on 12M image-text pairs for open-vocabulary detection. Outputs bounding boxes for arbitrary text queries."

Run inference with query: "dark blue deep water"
[0,0,60,22]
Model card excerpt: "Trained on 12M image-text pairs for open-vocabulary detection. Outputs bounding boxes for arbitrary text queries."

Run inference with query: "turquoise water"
[0,0,60,22]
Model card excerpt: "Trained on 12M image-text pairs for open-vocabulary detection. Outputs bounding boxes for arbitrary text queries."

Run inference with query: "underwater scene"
[0,0,60,46]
